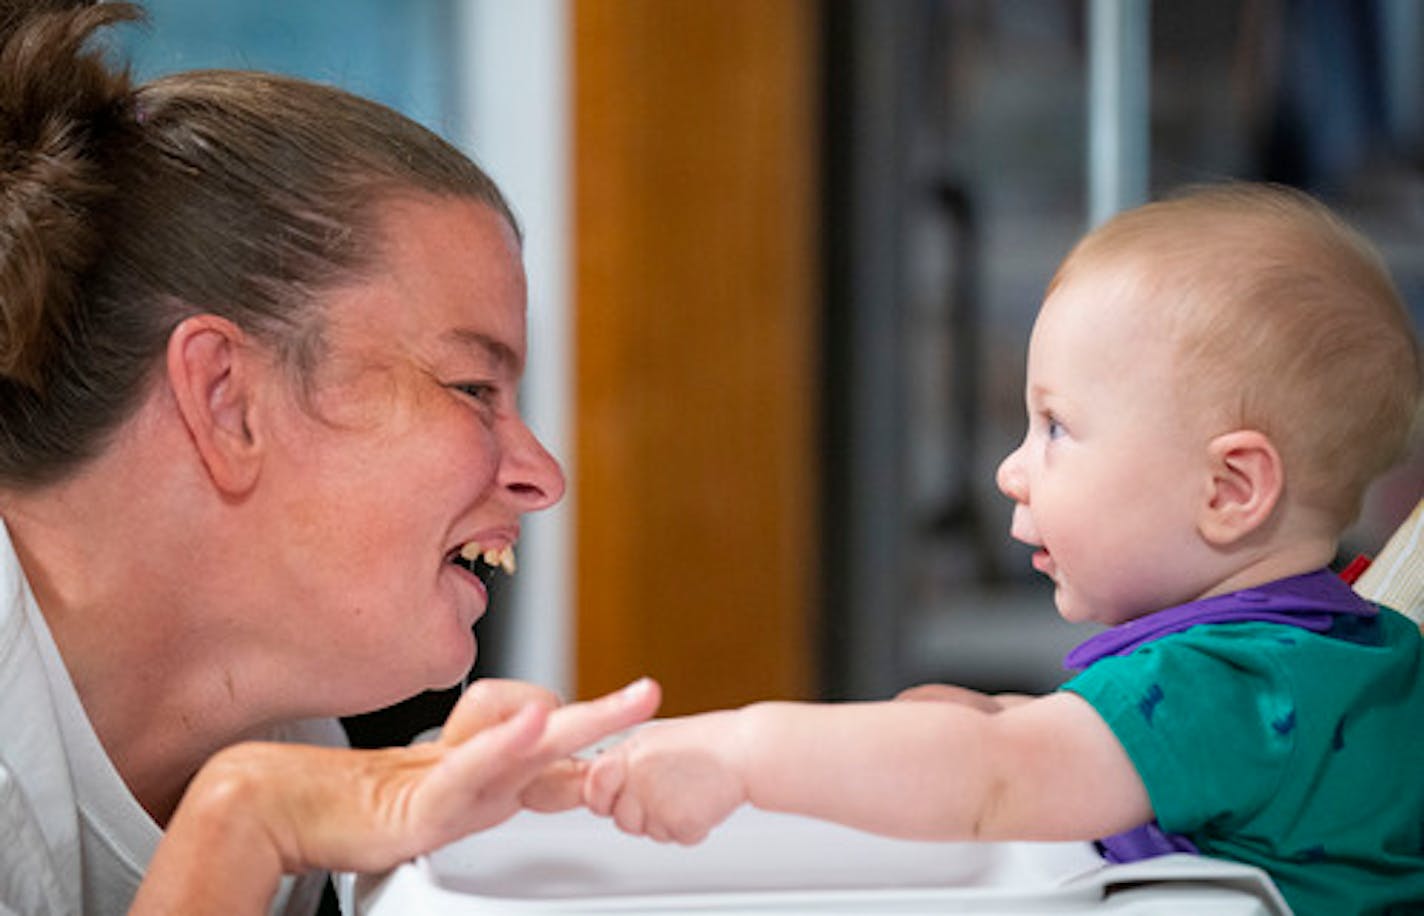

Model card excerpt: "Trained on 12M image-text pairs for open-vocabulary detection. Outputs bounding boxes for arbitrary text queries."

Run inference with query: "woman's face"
[253,195,563,712]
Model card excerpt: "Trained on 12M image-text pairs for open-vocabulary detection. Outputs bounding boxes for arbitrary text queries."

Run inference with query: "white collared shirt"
[0,523,346,916]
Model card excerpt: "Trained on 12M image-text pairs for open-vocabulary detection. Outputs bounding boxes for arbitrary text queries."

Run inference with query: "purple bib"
[1063,569,1378,863]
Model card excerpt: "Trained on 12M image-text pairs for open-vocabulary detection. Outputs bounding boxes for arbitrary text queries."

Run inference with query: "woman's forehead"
[323,197,528,368]
[436,326,523,375]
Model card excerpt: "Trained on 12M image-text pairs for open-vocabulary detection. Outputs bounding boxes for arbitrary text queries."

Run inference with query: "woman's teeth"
[459,542,517,575]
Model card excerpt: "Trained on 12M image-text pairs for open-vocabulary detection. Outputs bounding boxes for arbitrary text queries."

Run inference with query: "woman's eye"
[453,382,499,408]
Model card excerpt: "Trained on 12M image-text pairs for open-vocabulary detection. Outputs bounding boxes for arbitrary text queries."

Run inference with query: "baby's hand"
[583,711,748,845]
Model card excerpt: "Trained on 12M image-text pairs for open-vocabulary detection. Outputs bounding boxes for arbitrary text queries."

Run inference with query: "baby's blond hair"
[1049,183,1421,529]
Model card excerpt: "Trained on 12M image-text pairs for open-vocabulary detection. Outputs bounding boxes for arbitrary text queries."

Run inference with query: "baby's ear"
[1198,430,1283,546]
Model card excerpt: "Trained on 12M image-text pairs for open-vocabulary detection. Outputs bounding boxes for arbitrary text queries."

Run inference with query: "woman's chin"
[361,631,477,708]
[428,631,478,690]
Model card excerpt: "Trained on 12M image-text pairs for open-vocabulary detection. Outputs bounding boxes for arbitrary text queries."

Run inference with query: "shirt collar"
[1064,568,1377,670]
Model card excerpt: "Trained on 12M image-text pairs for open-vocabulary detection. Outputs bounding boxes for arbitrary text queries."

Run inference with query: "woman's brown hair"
[0,1,516,487]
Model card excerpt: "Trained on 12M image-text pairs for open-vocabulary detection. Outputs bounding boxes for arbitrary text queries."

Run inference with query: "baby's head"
[1050,183,1420,531]
[999,183,1420,625]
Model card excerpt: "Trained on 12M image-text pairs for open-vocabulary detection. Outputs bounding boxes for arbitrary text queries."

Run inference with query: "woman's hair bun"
[0,1,140,389]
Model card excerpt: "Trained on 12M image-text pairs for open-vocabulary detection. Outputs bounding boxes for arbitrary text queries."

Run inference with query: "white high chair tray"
[355,807,1290,914]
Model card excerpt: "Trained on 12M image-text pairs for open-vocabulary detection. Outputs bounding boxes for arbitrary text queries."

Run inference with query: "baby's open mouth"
[449,542,516,588]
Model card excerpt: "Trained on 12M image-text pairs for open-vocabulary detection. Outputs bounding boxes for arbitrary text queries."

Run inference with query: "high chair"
[355,500,1424,915]
[1353,498,1424,626]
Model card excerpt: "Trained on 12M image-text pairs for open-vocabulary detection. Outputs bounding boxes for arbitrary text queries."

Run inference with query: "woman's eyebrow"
[441,327,522,374]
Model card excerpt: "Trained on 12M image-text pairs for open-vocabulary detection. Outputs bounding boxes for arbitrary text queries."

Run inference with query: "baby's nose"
[996,446,1027,503]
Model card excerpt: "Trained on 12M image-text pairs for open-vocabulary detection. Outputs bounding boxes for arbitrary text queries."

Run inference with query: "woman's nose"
[996,444,1027,503]
[500,418,566,512]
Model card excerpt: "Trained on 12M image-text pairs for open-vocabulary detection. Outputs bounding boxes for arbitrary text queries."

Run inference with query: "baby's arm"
[584,692,1151,845]
[893,683,1034,711]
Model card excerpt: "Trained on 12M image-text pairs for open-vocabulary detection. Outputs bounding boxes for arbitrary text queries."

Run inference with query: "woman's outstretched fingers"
[535,678,661,761]
[428,702,549,788]
[415,678,660,846]
[440,679,563,746]
[519,757,588,813]
[412,701,552,845]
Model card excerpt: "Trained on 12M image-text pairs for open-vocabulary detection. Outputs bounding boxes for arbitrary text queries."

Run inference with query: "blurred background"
[122,0,1424,740]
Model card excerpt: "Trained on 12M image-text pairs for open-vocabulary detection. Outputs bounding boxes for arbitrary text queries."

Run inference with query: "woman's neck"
[3,454,275,825]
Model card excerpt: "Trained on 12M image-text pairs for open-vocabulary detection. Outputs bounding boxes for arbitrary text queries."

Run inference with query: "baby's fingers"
[611,788,647,837]
[584,751,627,817]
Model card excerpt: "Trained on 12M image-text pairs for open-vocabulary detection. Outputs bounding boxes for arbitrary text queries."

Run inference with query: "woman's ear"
[1199,429,1283,547]
[165,315,263,495]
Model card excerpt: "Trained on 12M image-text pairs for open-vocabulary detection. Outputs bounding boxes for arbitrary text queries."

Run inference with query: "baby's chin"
[1052,588,1126,627]
[1050,589,1081,622]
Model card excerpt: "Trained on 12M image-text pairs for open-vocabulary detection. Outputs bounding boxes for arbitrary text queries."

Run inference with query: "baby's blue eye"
[1045,414,1065,440]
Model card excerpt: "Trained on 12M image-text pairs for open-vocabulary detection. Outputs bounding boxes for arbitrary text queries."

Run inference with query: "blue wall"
[117,0,461,137]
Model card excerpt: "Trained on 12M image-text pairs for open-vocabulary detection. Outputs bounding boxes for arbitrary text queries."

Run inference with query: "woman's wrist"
[135,747,286,914]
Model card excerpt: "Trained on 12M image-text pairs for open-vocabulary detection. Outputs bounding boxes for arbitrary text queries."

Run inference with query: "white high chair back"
[1353,498,1424,627]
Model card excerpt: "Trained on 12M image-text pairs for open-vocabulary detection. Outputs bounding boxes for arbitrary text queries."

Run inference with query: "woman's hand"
[132,677,660,915]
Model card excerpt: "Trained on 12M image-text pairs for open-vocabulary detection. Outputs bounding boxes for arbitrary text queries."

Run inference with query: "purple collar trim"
[1064,569,1376,671]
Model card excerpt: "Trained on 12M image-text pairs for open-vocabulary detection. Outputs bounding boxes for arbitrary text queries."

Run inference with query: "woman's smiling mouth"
[447,541,516,589]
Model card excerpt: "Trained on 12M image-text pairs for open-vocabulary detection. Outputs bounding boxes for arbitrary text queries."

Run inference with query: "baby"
[581,184,1424,915]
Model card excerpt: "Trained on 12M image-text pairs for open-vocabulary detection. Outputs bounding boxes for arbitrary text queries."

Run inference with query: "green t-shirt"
[1063,608,1424,916]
